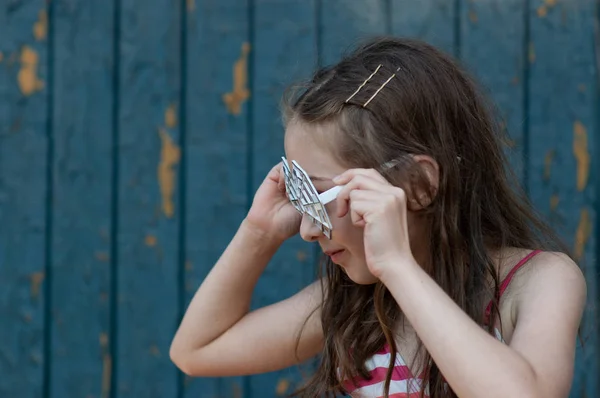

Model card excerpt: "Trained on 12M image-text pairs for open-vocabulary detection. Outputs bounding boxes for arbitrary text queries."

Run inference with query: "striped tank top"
[342,250,541,398]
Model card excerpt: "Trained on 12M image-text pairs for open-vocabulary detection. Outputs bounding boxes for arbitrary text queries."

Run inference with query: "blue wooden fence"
[0,0,598,397]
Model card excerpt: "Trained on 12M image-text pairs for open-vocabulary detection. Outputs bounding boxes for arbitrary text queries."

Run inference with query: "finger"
[336,175,395,217]
[348,189,406,225]
[267,162,283,183]
[277,166,286,193]
[333,168,388,185]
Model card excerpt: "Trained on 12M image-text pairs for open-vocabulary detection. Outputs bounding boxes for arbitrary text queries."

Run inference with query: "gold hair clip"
[345,65,401,107]
[363,67,401,107]
[345,64,382,103]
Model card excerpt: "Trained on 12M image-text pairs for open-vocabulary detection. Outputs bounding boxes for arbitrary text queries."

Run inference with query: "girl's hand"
[245,162,301,243]
[333,169,415,278]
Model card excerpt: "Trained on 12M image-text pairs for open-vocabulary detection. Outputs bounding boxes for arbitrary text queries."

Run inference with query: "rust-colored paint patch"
[574,208,591,260]
[223,43,251,115]
[187,0,195,11]
[550,194,559,211]
[165,104,177,128]
[543,149,554,181]
[30,272,44,299]
[185,260,193,271]
[101,354,111,398]
[95,251,109,262]
[18,46,44,95]
[578,84,586,92]
[149,344,160,357]
[276,378,290,395]
[232,382,243,398]
[0,52,3,62]
[145,234,157,247]
[33,9,47,40]
[296,250,307,262]
[528,42,535,64]
[537,5,548,17]
[100,332,111,398]
[158,128,181,217]
[537,0,557,18]
[468,10,477,23]
[23,312,32,323]
[573,121,589,191]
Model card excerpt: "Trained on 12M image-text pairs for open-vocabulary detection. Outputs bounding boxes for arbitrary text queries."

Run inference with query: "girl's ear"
[406,154,439,211]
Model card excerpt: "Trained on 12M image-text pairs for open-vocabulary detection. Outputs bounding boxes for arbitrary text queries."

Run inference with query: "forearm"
[381,259,540,398]
[171,219,281,354]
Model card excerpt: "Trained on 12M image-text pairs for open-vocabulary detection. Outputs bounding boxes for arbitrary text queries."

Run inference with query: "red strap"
[484,250,542,321]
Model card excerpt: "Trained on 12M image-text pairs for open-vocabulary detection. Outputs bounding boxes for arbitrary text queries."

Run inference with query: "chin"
[342,266,379,285]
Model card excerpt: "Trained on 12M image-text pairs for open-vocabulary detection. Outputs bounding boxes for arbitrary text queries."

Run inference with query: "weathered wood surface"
[0,0,597,396]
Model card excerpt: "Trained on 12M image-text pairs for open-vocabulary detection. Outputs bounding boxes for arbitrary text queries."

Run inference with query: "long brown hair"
[283,36,568,397]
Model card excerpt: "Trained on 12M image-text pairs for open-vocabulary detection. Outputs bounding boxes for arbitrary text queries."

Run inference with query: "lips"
[324,249,344,257]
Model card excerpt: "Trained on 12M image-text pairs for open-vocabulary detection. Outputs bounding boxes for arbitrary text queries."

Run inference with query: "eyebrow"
[308,175,332,181]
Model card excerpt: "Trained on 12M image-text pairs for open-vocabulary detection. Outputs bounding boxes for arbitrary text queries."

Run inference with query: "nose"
[299,213,323,242]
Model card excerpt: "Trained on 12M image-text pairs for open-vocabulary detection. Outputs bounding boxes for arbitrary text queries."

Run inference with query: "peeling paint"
[468,10,477,23]
[30,272,44,299]
[296,250,307,262]
[145,234,157,247]
[223,43,251,115]
[537,0,557,17]
[101,354,111,398]
[23,312,32,323]
[232,382,243,398]
[95,251,109,262]
[100,333,111,398]
[543,150,554,181]
[158,128,181,218]
[574,208,591,260]
[573,121,589,191]
[276,378,290,395]
[100,332,108,347]
[33,9,47,41]
[528,42,535,64]
[537,5,547,17]
[550,194,559,211]
[165,104,177,128]
[149,345,160,357]
[18,46,44,95]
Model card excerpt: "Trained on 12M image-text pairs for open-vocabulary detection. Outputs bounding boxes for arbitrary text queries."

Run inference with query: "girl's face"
[284,121,380,285]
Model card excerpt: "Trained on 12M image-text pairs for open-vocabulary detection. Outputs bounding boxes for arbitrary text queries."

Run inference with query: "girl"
[170,36,586,397]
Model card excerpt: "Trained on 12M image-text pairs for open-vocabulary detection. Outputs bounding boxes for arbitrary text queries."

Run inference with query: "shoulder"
[501,251,587,396]
[510,251,586,301]
[508,250,586,325]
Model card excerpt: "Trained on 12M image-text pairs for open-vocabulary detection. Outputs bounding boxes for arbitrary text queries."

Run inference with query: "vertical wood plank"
[391,0,456,55]
[321,0,387,66]
[183,0,250,396]
[116,0,182,396]
[459,0,527,184]
[49,1,114,397]
[527,1,598,396]
[0,1,49,396]
[250,0,318,396]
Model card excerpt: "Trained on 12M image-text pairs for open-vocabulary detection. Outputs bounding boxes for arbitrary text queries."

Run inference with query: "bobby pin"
[362,67,401,107]
[345,64,382,103]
